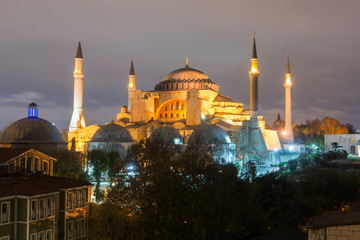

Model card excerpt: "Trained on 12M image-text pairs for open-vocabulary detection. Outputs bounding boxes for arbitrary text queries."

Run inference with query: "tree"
[88,149,110,201]
[52,149,82,175]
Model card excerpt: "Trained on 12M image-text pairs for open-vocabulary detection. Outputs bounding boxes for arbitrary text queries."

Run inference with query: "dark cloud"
[1,0,360,130]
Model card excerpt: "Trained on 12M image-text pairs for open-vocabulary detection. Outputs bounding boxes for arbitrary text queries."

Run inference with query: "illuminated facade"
[68,36,281,161]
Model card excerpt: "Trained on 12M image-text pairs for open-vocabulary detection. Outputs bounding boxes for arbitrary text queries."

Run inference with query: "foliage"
[88,149,110,201]
[88,138,360,240]
[52,149,82,175]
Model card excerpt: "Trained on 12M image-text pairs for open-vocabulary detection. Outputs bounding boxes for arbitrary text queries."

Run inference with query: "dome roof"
[154,65,219,92]
[91,123,133,142]
[149,127,182,145]
[1,118,63,143]
[162,67,210,82]
[188,124,231,145]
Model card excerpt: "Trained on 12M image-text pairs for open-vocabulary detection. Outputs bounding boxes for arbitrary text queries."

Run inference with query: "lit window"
[176,113,179,118]
[171,104,173,110]
[1,202,10,224]
[176,102,179,110]
[31,199,38,220]
[171,113,173,118]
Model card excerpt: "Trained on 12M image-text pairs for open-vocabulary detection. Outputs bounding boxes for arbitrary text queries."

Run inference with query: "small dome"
[188,124,231,145]
[1,118,63,143]
[91,123,133,142]
[154,66,219,92]
[149,127,182,145]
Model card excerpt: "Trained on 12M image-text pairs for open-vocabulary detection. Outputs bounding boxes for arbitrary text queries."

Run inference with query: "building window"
[181,113,185,118]
[81,189,87,207]
[38,231,45,240]
[81,218,87,235]
[74,220,79,238]
[39,199,45,219]
[165,113,167,118]
[31,199,38,220]
[47,197,53,217]
[76,191,80,208]
[20,157,26,173]
[43,162,49,174]
[30,233,37,240]
[68,221,73,240]
[176,113,179,118]
[1,202,10,224]
[8,162,15,173]
[34,158,40,172]
[68,192,73,210]
[175,102,179,110]
[46,229,52,240]
[171,104,173,110]
[170,113,173,118]
[351,145,356,154]
[181,104,184,110]
[165,106,167,111]
[159,113,162,118]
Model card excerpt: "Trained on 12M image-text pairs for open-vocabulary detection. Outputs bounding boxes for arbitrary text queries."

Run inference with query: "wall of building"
[308,224,360,240]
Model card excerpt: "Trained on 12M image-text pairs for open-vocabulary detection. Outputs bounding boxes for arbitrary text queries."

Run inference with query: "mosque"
[68,34,294,164]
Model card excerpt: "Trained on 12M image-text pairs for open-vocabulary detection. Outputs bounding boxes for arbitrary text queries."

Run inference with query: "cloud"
[0,91,43,104]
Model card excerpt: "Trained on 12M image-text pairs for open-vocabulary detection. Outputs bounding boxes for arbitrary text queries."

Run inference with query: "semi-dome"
[91,123,133,142]
[154,62,219,92]
[1,118,63,143]
[188,124,231,145]
[149,126,182,145]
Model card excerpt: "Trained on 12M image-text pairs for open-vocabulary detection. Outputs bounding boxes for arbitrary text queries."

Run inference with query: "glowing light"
[289,145,294,151]
[274,148,279,152]
[251,67,257,73]
[282,131,287,136]
[129,83,134,88]
[285,76,291,86]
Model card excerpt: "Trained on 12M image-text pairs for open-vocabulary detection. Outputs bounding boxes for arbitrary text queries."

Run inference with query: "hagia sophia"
[0,34,296,164]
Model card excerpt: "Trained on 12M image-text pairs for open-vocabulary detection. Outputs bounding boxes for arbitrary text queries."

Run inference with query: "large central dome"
[154,63,219,92]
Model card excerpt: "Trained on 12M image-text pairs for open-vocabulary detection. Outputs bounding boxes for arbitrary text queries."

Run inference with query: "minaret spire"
[249,33,259,120]
[75,39,83,59]
[69,39,86,132]
[252,32,257,59]
[283,52,294,144]
[286,52,290,74]
[129,57,135,75]
[185,57,189,69]
[128,57,136,112]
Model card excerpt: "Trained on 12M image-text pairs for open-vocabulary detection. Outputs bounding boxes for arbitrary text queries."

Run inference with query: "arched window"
[171,83,173,89]
[176,113,179,118]
[165,113,168,118]
[159,114,162,118]
[165,106,167,111]
[180,104,184,110]
[182,113,185,118]
[175,102,179,110]
[171,113,173,118]
[171,104,173,110]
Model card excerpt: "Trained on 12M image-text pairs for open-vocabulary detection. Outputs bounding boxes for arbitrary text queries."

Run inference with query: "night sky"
[1,0,360,131]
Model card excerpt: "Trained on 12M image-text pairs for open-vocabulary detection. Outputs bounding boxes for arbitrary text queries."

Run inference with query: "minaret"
[283,52,294,143]
[249,33,260,124]
[128,57,136,112]
[69,39,86,132]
